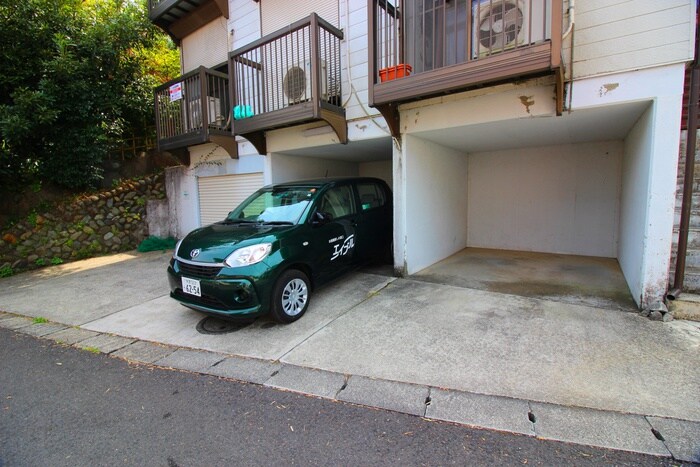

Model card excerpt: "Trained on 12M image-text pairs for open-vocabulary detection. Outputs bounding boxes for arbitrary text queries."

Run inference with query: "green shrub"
[0,265,14,278]
[137,236,176,252]
[27,212,37,227]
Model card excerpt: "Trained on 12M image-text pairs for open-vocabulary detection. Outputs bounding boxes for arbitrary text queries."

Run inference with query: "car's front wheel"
[270,269,310,323]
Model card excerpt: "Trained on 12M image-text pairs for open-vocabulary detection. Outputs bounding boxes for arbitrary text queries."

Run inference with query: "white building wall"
[570,0,696,79]
[467,141,622,257]
[401,135,468,274]
[400,79,557,134]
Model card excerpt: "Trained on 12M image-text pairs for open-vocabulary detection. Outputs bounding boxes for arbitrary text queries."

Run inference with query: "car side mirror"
[311,211,331,226]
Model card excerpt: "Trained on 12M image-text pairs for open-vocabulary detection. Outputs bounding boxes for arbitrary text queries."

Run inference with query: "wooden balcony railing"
[369,0,563,136]
[154,66,237,160]
[229,13,346,155]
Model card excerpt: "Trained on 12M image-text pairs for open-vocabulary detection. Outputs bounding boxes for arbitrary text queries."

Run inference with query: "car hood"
[176,222,295,263]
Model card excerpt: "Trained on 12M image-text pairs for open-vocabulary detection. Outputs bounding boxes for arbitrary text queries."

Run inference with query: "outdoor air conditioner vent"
[187,96,222,129]
[283,65,307,102]
[282,60,327,106]
[473,0,537,58]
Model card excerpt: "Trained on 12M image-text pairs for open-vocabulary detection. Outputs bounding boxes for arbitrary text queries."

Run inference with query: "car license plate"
[181,277,201,297]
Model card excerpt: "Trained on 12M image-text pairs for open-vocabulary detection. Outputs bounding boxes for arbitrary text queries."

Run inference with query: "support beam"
[242,132,267,156]
[320,109,348,144]
[376,103,401,139]
[209,134,239,159]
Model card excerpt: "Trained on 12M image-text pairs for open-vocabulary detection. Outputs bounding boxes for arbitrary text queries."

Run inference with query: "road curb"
[1,311,698,463]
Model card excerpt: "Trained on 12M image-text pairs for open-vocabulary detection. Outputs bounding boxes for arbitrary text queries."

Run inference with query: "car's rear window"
[357,183,386,211]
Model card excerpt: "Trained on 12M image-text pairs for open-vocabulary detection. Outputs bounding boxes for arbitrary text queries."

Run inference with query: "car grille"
[173,289,228,310]
[176,260,222,279]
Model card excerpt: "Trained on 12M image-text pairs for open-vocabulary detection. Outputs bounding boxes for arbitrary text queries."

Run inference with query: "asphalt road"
[0,328,681,467]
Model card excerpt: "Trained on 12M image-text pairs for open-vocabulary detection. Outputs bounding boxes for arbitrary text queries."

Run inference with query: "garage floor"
[412,248,637,311]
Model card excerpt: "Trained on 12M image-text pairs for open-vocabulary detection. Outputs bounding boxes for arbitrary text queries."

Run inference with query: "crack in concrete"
[528,401,538,437]
[423,388,433,418]
[334,374,350,399]
[643,416,674,459]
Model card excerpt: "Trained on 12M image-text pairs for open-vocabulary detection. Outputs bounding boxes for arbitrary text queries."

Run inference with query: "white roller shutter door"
[261,0,339,35]
[198,173,264,226]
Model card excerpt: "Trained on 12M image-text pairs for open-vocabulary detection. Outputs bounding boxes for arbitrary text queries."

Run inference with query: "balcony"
[229,13,346,155]
[154,66,237,163]
[148,0,228,42]
[369,0,563,136]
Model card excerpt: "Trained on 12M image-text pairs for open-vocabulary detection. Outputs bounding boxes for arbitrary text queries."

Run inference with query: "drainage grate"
[196,317,252,335]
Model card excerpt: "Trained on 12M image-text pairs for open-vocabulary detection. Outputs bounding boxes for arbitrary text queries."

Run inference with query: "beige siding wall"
[230,0,260,50]
[570,0,695,79]
[342,0,382,122]
[181,17,229,73]
[261,0,339,35]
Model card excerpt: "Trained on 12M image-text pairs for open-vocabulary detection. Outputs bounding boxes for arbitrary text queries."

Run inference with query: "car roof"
[264,176,387,190]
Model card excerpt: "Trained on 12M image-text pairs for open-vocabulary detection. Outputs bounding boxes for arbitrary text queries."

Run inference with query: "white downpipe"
[342,0,390,135]
[562,0,575,39]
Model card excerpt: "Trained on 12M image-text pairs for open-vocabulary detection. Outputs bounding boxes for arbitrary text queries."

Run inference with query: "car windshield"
[226,186,318,224]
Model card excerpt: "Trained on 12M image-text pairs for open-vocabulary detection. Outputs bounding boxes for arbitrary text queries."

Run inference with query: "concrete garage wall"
[619,97,682,308]
[619,106,654,307]
[403,135,468,274]
[467,142,622,257]
[359,160,392,186]
[571,65,685,308]
[267,153,359,184]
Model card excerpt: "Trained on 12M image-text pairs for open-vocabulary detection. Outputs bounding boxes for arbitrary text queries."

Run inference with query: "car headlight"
[224,243,272,268]
[173,239,183,258]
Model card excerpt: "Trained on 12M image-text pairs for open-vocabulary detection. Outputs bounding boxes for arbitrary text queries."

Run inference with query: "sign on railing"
[154,68,230,143]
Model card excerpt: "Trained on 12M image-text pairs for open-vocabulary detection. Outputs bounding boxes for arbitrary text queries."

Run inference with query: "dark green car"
[167,177,392,323]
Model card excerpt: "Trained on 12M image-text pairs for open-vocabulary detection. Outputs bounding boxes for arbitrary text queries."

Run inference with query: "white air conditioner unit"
[282,60,327,106]
[472,0,549,58]
[187,97,223,129]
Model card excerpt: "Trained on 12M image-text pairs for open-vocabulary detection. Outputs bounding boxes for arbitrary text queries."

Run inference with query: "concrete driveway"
[2,250,699,460]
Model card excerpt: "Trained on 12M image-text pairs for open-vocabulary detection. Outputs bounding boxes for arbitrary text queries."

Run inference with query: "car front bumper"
[167,260,274,319]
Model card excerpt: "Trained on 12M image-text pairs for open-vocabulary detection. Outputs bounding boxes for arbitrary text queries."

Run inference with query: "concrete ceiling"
[275,100,650,161]
[414,100,651,153]
[277,134,393,162]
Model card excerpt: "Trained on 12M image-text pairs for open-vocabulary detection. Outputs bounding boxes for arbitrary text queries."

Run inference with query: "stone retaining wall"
[0,173,166,274]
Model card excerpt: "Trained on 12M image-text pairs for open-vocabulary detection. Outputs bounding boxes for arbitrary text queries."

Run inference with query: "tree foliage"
[0,0,179,190]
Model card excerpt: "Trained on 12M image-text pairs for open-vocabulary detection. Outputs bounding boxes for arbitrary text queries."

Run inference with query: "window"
[357,183,386,211]
[229,186,315,224]
[318,185,356,219]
